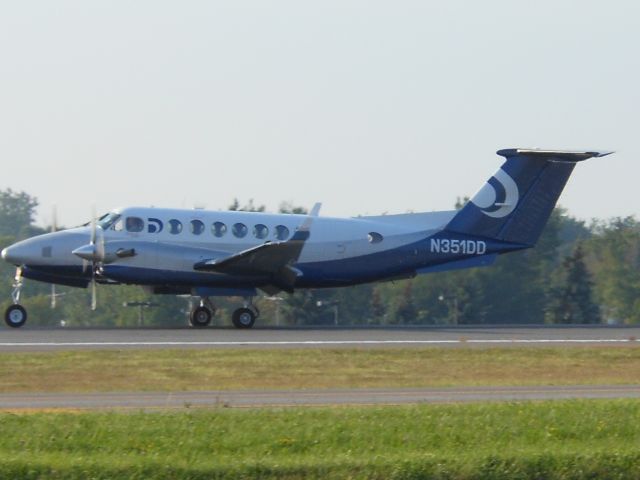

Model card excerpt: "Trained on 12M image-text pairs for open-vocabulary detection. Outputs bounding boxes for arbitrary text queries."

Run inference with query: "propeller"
[72,208,134,311]
[73,207,105,310]
[88,207,104,311]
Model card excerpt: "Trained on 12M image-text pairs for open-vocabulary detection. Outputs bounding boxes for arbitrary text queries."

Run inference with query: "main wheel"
[5,304,27,328]
[232,307,256,329]
[190,306,212,327]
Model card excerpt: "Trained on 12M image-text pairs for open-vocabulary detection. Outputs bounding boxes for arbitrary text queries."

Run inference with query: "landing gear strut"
[189,297,216,327]
[5,268,26,328]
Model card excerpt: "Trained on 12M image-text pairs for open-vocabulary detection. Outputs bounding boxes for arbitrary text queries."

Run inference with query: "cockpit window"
[113,218,123,232]
[169,219,183,234]
[190,219,205,235]
[274,225,290,241]
[125,217,144,233]
[98,213,121,230]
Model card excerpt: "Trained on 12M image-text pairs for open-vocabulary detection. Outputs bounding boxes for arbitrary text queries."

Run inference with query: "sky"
[0,1,638,228]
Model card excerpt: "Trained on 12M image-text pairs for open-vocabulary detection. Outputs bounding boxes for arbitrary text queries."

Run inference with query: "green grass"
[1,347,640,393]
[1,400,640,479]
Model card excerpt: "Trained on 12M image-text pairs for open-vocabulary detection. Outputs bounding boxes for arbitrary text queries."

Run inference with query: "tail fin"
[446,148,611,245]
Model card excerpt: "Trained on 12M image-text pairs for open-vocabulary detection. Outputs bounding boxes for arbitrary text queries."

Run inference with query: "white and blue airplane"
[1,148,609,328]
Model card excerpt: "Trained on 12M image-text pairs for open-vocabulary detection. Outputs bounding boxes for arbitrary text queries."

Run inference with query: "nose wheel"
[5,304,27,328]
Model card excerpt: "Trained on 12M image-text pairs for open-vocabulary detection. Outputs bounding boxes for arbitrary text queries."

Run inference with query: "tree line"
[1,189,639,326]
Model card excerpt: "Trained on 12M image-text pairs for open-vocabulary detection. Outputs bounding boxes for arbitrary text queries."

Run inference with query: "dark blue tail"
[445,149,611,246]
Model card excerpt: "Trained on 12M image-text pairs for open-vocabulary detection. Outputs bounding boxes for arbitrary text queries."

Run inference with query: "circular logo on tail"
[470,169,519,218]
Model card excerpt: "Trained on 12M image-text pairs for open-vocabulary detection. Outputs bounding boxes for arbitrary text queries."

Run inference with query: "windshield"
[97,212,121,230]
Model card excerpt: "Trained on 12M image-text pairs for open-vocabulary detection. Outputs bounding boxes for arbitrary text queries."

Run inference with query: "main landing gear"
[189,297,259,329]
[189,297,216,327]
[232,307,257,329]
[4,268,26,328]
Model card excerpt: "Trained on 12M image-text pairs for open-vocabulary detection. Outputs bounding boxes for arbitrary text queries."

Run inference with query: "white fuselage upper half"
[99,206,456,267]
[1,205,466,293]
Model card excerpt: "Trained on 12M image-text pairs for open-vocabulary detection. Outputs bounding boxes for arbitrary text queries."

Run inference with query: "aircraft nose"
[1,246,13,263]
[0,239,41,265]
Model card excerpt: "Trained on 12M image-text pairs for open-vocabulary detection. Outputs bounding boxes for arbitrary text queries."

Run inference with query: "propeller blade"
[51,205,58,233]
[90,205,97,246]
[96,225,105,261]
[90,279,97,311]
[50,206,58,309]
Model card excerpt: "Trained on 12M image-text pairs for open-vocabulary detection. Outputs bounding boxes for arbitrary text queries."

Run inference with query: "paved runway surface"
[1,385,639,410]
[0,325,639,351]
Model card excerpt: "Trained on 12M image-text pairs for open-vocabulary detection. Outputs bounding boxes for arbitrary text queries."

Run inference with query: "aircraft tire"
[190,306,212,327]
[232,307,256,329]
[5,304,27,328]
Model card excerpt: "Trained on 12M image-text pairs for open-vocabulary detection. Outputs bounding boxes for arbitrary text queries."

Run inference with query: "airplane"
[1,148,610,328]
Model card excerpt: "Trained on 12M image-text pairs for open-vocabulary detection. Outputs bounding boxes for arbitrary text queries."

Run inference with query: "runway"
[0,325,639,351]
[1,385,639,410]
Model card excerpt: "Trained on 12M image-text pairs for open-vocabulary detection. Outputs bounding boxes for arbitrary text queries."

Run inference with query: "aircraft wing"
[193,203,321,293]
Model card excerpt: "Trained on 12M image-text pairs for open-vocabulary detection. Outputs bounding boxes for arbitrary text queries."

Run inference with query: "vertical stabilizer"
[445,149,611,245]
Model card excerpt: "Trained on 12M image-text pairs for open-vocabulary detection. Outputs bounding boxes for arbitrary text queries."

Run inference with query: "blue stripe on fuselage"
[23,232,527,290]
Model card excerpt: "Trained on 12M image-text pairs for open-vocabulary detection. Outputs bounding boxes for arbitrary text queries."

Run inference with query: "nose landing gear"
[4,268,26,328]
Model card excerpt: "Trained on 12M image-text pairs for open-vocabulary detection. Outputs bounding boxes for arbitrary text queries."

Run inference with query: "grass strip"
[1,400,640,479]
[1,347,640,393]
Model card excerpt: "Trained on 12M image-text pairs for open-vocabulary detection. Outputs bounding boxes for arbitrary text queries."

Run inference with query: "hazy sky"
[1,1,638,228]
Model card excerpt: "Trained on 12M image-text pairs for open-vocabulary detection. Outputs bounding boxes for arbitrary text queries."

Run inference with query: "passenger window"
[254,224,269,239]
[169,219,183,235]
[190,219,204,235]
[232,223,248,238]
[212,222,227,237]
[274,225,290,241]
[125,217,144,233]
[368,232,384,244]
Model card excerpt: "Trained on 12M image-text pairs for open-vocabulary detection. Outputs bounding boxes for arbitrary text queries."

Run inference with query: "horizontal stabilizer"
[497,148,613,162]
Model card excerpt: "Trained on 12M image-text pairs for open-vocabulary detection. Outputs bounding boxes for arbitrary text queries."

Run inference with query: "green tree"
[228,198,266,212]
[0,189,40,238]
[279,202,308,215]
[394,281,417,324]
[585,217,640,323]
[370,287,386,324]
[546,243,601,324]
